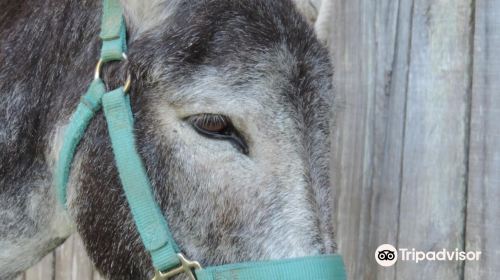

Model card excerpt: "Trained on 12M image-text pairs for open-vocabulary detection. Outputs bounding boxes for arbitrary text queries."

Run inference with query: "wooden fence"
[19,0,499,279]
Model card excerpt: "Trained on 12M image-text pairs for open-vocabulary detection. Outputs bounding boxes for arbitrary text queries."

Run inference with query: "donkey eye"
[186,114,249,154]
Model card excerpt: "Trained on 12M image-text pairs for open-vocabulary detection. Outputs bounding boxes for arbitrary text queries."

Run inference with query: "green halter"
[55,1,346,279]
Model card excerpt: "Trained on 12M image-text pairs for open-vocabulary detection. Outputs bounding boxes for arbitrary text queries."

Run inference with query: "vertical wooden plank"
[72,234,95,280]
[396,0,473,279]
[54,234,95,280]
[362,0,414,279]
[24,252,54,280]
[54,235,75,280]
[464,0,500,279]
[328,1,377,278]
[328,0,413,279]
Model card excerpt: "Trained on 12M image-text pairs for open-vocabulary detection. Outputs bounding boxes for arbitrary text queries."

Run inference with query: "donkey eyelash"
[188,114,230,133]
[185,114,249,154]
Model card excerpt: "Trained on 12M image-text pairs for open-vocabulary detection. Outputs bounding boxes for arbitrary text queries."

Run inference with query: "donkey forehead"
[152,43,332,120]
[134,0,333,121]
[166,48,329,112]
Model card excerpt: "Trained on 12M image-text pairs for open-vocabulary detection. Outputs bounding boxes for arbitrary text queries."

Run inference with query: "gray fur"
[0,0,335,279]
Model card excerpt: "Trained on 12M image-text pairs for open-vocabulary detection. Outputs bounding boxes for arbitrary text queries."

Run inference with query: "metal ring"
[123,73,132,93]
[94,58,104,80]
[94,53,131,93]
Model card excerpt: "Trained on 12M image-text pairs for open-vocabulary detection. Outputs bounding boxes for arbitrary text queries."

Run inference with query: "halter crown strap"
[99,0,127,61]
[55,0,346,279]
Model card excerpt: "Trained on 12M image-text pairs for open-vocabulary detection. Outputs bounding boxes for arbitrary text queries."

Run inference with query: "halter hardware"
[94,53,131,93]
[152,254,202,280]
[55,0,346,279]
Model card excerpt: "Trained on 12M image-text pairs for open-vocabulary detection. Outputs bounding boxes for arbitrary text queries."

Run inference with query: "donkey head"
[70,0,335,278]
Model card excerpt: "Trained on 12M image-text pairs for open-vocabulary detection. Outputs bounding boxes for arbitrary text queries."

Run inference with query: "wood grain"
[54,235,95,280]
[328,0,413,279]
[327,0,478,279]
[464,0,500,279]
[23,235,96,280]
[395,0,473,279]
[24,253,54,280]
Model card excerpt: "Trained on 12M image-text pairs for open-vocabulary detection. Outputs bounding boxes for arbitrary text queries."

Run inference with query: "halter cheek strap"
[55,0,346,279]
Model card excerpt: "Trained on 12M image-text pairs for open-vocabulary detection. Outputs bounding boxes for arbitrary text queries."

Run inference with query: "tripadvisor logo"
[375,244,398,267]
[375,244,481,267]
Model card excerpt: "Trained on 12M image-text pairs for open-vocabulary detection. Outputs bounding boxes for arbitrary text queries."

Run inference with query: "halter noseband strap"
[55,1,346,279]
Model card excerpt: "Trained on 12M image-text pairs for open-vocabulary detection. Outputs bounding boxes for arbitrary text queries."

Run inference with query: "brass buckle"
[151,253,202,280]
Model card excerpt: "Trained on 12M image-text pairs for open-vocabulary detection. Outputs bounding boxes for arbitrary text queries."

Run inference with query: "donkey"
[0,0,336,279]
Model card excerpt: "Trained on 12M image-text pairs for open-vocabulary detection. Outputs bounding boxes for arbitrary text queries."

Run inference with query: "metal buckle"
[151,253,202,280]
[94,53,132,93]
